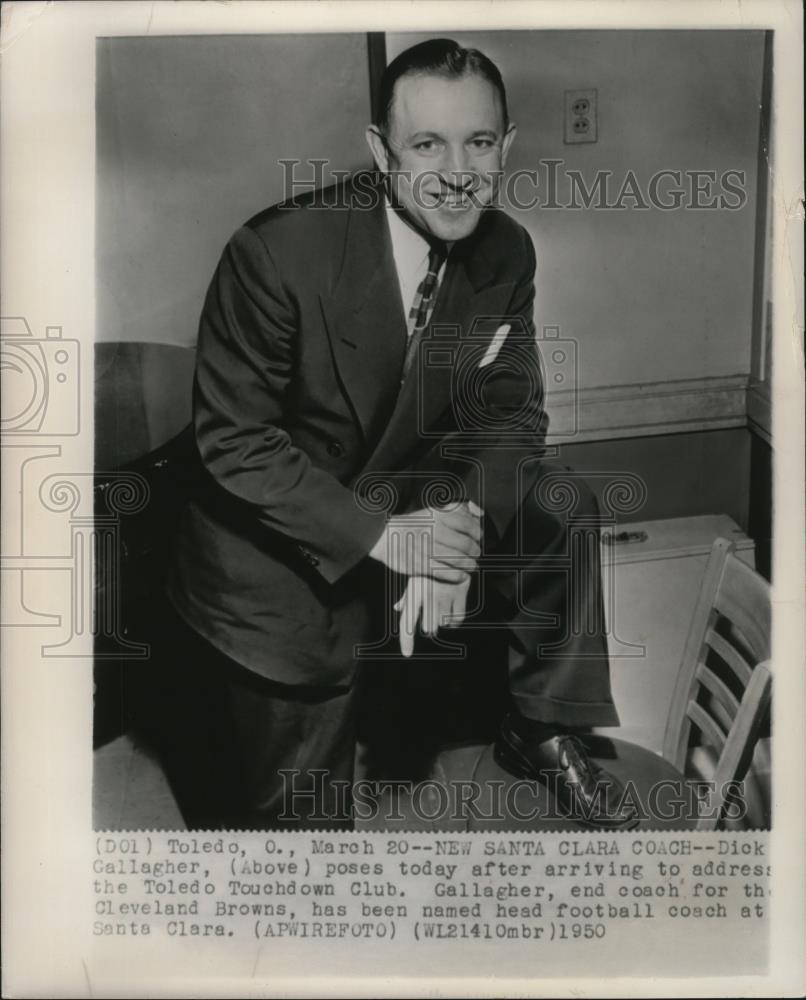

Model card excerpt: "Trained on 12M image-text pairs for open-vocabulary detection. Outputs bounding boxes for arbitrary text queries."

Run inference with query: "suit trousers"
[152,608,359,830]
[156,468,617,830]
[491,466,620,728]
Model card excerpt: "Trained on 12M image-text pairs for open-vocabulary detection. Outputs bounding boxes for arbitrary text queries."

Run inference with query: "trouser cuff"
[512,692,620,729]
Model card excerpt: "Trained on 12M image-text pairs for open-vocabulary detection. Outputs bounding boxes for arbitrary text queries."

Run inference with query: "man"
[163,38,636,831]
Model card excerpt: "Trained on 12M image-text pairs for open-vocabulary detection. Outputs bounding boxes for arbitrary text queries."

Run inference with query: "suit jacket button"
[327,440,345,458]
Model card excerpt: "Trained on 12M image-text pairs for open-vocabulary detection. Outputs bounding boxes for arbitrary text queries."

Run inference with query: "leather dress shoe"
[494,714,639,830]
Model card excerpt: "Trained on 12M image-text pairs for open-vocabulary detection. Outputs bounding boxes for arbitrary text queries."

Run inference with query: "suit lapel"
[363,231,516,474]
[319,188,408,446]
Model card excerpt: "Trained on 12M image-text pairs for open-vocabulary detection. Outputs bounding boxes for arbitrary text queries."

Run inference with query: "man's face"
[367,72,516,243]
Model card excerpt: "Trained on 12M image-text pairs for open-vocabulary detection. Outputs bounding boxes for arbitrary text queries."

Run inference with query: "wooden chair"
[660,537,771,829]
[357,537,773,832]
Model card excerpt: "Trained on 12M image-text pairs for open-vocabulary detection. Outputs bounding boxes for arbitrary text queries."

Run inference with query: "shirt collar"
[384,196,433,276]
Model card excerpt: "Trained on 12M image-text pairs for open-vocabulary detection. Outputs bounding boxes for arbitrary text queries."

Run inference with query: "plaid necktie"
[401,243,447,384]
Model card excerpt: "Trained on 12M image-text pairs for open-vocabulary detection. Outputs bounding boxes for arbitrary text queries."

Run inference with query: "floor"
[93,696,771,832]
[93,732,498,831]
[94,733,185,830]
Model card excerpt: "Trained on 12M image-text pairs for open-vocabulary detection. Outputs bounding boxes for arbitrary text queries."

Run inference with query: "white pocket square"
[478,323,511,368]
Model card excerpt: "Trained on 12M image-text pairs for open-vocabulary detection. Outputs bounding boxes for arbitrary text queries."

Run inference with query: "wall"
[96,34,372,347]
[386,30,766,391]
[98,31,766,379]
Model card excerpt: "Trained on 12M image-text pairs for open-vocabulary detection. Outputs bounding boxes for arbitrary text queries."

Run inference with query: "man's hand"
[395,575,472,657]
[369,502,483,584]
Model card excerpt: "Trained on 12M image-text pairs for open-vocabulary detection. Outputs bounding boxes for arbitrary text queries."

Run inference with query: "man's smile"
[421,187,487,211]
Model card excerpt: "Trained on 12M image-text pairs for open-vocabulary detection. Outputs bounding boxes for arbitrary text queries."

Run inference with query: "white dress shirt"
[384,198,449,336]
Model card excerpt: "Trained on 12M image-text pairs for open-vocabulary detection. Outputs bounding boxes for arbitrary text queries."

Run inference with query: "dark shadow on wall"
[559,426,762,551]
[748,432,772,580]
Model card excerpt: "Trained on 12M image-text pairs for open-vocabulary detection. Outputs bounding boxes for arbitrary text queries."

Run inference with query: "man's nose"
[439,145,473,189]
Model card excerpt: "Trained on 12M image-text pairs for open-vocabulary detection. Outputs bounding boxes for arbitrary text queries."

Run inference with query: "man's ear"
[500,122,517,168]
[365,126,390,173]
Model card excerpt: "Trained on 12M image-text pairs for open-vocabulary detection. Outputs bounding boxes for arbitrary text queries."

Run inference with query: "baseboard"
[545,374,751,444]
[746,378,772,446]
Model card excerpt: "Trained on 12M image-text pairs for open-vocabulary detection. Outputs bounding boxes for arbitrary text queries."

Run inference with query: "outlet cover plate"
[564,88,598,144]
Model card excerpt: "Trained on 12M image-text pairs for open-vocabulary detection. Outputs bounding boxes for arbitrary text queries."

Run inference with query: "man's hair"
[376,38,509,133]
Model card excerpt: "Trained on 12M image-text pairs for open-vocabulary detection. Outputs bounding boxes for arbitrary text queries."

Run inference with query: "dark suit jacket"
[166,173,548,686]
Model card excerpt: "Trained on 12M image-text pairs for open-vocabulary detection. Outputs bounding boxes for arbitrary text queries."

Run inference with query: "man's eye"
[414,140,440,153]
[470,139,496,151]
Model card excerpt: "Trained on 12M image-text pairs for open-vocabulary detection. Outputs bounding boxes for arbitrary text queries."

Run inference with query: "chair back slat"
[712,594,770,664]
[711,554,771,661]
[686,699,727,754]
[695,661,742,729]
[704,628,753,686]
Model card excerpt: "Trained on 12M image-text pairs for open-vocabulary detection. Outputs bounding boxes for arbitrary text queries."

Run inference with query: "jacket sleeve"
[192,224,388,584]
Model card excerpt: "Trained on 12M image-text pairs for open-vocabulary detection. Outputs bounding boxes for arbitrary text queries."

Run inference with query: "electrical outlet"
[564,88,598,144]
